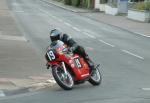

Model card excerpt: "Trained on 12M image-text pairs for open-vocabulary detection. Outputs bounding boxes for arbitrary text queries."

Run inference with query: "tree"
[81,0,94,8]
[72,0,80,7]
[64,0,72,5]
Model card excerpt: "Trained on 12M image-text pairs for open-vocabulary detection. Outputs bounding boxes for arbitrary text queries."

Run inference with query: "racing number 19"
[47,50,56,61]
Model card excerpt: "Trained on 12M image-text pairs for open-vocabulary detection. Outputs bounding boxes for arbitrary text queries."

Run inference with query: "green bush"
[64,0,72,5]
[133,2,150,11]
[100,0,107,4]
[72,0,80,7]
[81,0,86,7]
[86,0,91,8]
[54,0,63,2]
[81,0,93,8]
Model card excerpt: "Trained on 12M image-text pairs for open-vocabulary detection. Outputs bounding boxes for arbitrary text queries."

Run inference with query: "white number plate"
[47,50,56,61]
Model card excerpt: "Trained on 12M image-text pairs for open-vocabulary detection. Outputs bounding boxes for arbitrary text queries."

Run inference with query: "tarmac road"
[1,0,150,103]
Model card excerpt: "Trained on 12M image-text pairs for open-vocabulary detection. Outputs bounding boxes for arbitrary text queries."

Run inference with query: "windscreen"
[50,40,64,49]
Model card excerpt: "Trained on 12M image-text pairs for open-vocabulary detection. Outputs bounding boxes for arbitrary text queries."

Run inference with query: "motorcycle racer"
[49,29,95,72]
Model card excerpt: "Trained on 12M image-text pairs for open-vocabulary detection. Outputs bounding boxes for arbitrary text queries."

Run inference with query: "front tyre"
[52,66,74,90]
[88,67,102,86]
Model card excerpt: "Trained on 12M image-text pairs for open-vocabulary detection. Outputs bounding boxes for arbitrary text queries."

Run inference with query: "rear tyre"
[88,67,102,86]
[52,66,74,90]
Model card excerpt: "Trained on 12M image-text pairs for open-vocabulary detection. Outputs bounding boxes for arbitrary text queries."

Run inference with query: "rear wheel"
[88,66,102,85]
[52,66,74,90]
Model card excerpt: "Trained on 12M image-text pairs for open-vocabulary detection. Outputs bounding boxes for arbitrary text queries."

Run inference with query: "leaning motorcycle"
[45,40,102,90]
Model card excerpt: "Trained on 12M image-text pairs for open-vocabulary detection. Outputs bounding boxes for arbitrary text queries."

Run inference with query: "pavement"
[45,0,150,37]
[0,0,55,97]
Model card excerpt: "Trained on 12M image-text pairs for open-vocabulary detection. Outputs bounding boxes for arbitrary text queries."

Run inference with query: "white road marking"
[83,32,96,39]
[83,29,95,35]
[0,34,27,41]
[0,90,5,97]
[99,39,115,47]
[83,29,102,37]
[12,3,18,6]
[38,8,51,16]
[51,15,57,19]
[39,0,53,7]
[64,22,72,27]
[72,27,81,32]
[101,28,116,33]
[142,88,150,91]
[39,8,56,19]
[134,32,150,38]
[101,28,108,31]
[102,27,150,38]
[58,19,63,22]
[14,11,25,13]
[89,14,93,17]
[121,50,144,60]
[66,20,72,23]
[38,8,64,24]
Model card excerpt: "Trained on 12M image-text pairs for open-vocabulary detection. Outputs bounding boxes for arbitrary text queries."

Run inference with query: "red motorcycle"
[45,40,102,90]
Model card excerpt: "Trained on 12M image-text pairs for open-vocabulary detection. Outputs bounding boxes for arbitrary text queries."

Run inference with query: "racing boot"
[84,56,96,73]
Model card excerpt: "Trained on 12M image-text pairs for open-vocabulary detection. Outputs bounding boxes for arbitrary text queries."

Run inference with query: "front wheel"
[88,66,102,86]
[52,66,74,90]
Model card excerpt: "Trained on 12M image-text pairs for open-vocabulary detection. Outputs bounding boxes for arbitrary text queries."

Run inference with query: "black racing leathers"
[60,34,94,70]
[60,34,85,56]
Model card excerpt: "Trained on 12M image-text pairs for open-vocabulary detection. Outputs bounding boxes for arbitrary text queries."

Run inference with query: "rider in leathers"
[49,29,95,71]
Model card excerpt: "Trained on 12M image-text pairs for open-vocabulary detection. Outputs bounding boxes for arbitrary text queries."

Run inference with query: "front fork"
[62,62,68,78]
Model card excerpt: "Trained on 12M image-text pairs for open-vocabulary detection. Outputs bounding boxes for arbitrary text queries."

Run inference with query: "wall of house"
[95,0,100,9]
